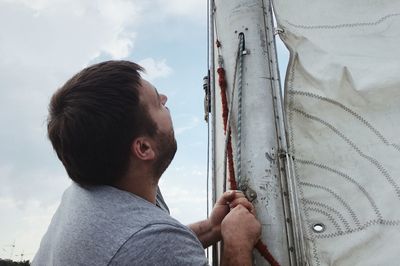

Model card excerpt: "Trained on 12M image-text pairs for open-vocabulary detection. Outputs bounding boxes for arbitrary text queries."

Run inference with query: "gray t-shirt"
[32,183,208,266]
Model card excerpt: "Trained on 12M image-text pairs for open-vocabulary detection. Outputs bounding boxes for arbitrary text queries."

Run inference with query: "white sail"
[274,0,400,264]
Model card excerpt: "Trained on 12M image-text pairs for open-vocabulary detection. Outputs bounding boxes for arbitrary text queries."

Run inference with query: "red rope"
[255,241,280,266]
[216,64,280,266]
[218,67,237,190]
[226,134,237,190]
[217,67,228,131]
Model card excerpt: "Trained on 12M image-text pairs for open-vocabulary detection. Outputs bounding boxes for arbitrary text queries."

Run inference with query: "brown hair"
[47,60,156,186]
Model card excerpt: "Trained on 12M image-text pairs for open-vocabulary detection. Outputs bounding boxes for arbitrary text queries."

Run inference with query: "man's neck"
[114,171,159,204]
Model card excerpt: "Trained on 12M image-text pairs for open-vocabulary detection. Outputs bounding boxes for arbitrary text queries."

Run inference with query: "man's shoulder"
[33,183,179,266]
[109,222,208,266]
[62,183,176,235]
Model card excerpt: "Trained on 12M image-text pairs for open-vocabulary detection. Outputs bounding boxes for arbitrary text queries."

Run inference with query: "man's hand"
[221,204,262,265]
[221,204,261,247]
[209,190,255,233]
[189,190,255,248]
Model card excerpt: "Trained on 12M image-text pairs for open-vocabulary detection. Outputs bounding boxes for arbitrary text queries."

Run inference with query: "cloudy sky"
[0,0,288,261]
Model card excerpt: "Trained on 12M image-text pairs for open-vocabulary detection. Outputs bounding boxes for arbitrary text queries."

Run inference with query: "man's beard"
[152,128,177,179]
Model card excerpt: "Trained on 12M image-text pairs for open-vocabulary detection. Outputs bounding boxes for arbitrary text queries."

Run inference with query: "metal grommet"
[312,223,325,233]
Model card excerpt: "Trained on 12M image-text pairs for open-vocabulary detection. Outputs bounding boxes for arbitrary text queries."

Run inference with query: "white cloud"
[174,114,200,135]
[0,0,208,261]
[159,178,208,224]
[158,161,209,225]
[0,0,141,73]
[162,186,206,204]
[138,57,173,82]
[0,197,60,260]
[0,0,144,205]
[155,0,207,22]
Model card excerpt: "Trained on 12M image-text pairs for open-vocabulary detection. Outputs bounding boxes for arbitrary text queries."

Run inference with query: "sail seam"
[288,90,398,150]
[297,159,382,221]
[315,219,400,239]
[287,57,320,265]
[283,12,400,30]
[300,182,360,227]
[303,199,351,232]
[306,207,343,233]
[293,108,400,200]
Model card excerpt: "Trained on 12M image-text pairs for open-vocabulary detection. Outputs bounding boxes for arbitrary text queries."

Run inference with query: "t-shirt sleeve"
[109,223,209,266]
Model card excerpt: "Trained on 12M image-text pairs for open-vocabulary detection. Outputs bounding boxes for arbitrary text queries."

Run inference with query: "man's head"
[47,60,176,186]
[130,79,177,179]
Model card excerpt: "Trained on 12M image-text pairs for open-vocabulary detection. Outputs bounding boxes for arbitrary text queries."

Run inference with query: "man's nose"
[161,94,168,105]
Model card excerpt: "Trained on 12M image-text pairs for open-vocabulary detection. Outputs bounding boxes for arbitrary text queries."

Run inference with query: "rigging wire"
[206,0,210,223]
[206,0,211,260]
[209,1,220,265]
[206,0,211,220]
[236,33,245,187]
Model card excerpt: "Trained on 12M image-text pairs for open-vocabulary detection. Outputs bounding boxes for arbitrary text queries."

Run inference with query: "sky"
[0,0,288,261]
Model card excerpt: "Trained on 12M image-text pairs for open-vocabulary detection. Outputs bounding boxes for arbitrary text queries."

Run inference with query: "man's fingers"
[215,190,256,214]
[216,190,246,206]
[229,198,255,214]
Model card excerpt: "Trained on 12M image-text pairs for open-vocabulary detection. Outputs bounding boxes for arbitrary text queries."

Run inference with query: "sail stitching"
[315,219,400,239]
[293,108,400,200]
[303,199,351,231]
[301,182,360,227]
[306,207,343,233]
[289,90,400,152]
[297,159,382,221]
[283,12,400,30]
[287,60,321,265]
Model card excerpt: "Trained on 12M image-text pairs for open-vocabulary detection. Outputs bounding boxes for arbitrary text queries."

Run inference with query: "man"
[33,61,261,265]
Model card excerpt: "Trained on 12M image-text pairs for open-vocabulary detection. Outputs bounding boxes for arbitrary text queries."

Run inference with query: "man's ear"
[131,137,155,161]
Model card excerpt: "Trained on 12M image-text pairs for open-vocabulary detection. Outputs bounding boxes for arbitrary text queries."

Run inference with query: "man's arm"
[188,219,217,248]
[189,191,255,248]
[221,204,261,266]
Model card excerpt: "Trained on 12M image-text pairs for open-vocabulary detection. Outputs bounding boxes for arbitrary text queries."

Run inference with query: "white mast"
[209,0,300,264]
